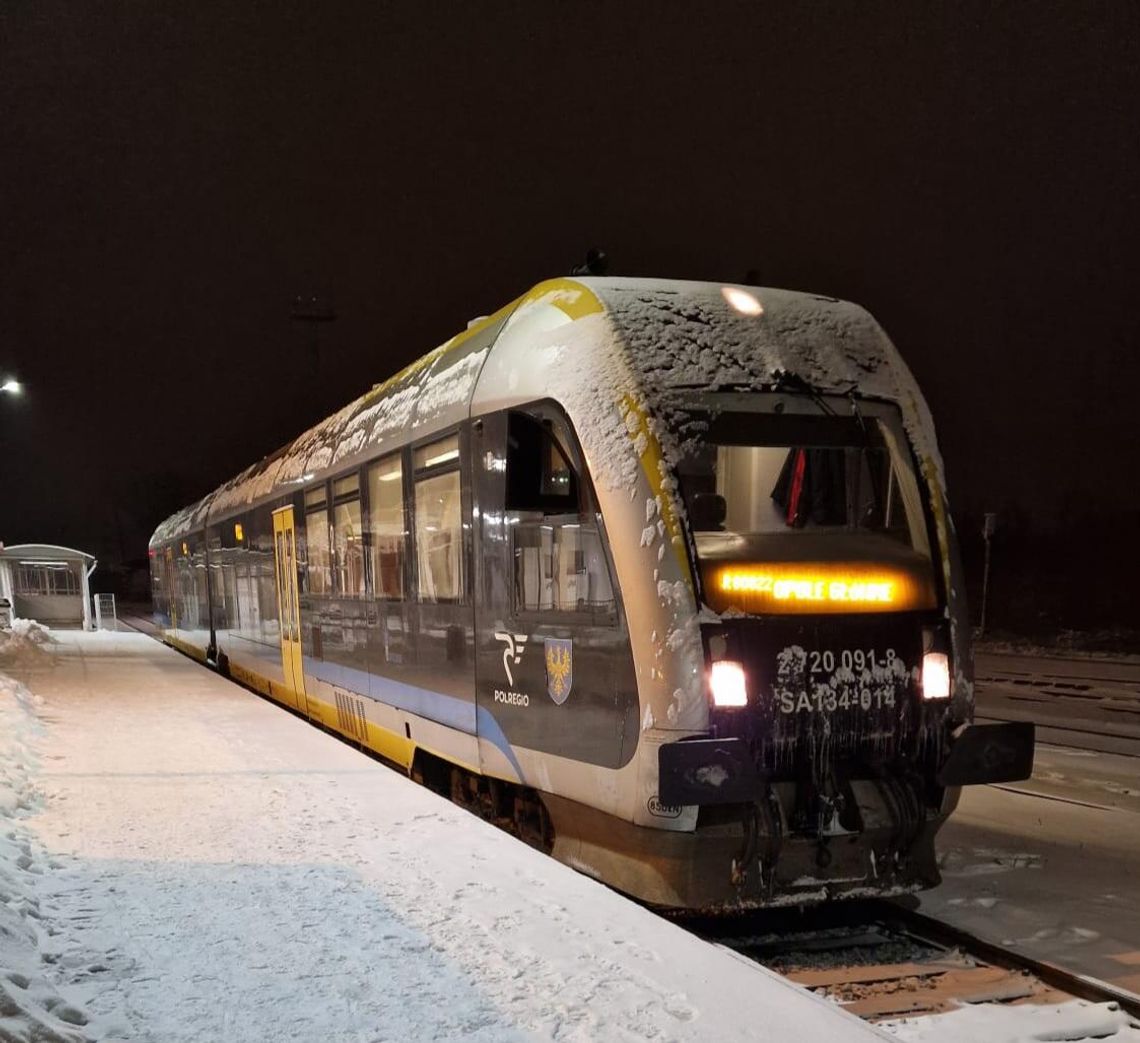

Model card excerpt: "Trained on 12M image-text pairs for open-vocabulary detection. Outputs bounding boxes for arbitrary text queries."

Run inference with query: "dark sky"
[2,2,1138,565]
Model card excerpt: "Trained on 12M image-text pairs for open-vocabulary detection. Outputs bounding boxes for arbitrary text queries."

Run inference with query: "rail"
[676,899,1140,1022]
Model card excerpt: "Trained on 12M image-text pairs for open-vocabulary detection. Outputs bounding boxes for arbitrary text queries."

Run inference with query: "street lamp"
[1,379,21,395]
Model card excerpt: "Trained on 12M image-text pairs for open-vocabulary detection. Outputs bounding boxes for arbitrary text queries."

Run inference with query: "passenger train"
[150,277,1034,909]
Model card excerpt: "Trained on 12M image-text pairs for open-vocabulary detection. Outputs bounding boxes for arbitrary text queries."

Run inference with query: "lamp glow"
[720,287,764,316]
[709,660,748,707]
[1,379,21,394]
[922,651,950,699]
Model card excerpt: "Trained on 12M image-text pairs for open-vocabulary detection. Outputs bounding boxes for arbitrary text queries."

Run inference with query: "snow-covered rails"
[148,276,1032,910]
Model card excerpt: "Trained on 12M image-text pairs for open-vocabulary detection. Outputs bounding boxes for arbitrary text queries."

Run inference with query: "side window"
[252,510,279,641]
[304,486,332,595]
[14,564,79,596]
[367,453,406,599]
[507,408,615,619]
[413,433,463,603]
[332,473,365,596]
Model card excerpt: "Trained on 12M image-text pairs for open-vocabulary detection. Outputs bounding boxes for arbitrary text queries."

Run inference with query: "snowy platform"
[1,629,889,1042]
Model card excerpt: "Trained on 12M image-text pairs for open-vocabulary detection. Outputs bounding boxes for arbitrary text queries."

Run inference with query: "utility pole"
[979,512,997,637]
[291,295,335,377]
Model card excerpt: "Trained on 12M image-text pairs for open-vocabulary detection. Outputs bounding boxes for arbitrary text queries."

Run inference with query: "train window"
[506,413,578,512]
[206,526,230,632]
[676,411,931,558]
[230,518,252,636]
[414,432,460,471]
[304,486,327,510]
[506,408,615,619]
[251,512,280,642]
[367,454,406,599]
[414,434,463,603]
[333,474,359,499]
[332,475,365,597]
[304,504,333,596]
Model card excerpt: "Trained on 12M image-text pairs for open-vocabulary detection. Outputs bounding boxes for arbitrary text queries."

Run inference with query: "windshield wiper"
[847,388,869,439]
[771,371,838,416]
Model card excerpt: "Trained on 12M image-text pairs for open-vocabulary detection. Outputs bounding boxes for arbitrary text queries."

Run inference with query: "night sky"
[2,2,1138,569]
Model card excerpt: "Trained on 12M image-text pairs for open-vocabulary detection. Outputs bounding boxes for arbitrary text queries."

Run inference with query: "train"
[149,276,1034,909]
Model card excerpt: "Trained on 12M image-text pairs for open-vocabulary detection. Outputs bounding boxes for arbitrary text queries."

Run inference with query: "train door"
[472,406,638,775]
[272,506,307,711]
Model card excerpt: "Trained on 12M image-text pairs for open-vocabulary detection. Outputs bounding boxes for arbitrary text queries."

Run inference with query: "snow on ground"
[1,629,890,1043]
[1,662,95,1042]
[883,999,1140,1043]
[5,629,1139,1043]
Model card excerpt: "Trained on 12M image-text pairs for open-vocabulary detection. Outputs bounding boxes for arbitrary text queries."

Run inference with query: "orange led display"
[706,562,936,615]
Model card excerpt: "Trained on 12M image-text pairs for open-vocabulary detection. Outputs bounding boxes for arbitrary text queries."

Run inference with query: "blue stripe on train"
[302,656,524,779]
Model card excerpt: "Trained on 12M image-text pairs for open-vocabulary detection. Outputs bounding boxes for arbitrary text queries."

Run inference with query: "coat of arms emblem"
[544,638,573,705]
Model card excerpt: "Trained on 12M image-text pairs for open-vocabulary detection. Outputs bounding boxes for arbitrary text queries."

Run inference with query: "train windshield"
[675,408,938,612]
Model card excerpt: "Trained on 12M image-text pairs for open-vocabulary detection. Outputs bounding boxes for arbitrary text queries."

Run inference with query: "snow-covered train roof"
[587,278,942,484]
[595,280,899,394]
[151,277,940,547]
[149,302,513,547]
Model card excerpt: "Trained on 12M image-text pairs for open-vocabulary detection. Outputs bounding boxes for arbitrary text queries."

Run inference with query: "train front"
[599,283,1034,908]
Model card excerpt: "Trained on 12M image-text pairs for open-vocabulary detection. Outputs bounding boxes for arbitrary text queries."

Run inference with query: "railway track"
[675,900,1140,1023]
[974,653,1140,758]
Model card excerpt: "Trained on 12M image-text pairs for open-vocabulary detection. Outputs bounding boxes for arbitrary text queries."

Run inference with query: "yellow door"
[272,506,307,711]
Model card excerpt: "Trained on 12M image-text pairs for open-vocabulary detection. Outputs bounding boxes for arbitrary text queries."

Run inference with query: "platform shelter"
[0,543,97,629]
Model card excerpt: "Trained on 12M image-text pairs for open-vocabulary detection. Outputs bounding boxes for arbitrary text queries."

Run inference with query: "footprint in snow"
[664,998,697,1022]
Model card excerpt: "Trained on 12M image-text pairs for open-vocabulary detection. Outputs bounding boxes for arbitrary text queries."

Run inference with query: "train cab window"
[676,411,933,559]
[367,453,406,599]
[506,408,615,619]
[413,433,463,603]
[332,473,365,597]
[304,485,333,595]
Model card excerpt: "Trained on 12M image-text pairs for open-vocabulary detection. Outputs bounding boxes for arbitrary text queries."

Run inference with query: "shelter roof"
[0,543,96,563]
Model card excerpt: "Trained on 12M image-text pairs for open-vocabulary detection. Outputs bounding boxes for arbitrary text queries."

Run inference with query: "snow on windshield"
[594,279,946,498]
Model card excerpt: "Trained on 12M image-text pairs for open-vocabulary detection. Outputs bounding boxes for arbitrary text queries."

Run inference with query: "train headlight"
[709,660,748,708]
[921,651,951,700]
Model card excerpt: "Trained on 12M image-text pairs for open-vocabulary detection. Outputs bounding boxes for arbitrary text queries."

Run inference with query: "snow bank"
[0,620,56,666]
[0,671,94,1043]
[882,998,1140,1042]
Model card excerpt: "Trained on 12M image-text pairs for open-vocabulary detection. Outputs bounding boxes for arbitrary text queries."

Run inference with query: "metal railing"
[93,593,118,631]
